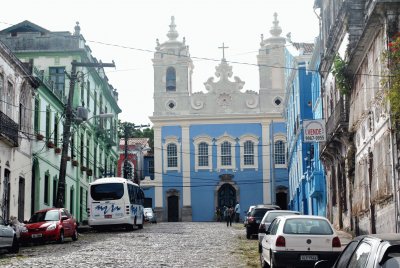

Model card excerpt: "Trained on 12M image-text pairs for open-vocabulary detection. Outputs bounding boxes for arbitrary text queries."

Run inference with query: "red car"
[20,208,78,244]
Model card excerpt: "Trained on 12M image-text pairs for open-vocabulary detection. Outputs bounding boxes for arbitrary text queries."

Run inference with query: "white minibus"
[87,177,145,230]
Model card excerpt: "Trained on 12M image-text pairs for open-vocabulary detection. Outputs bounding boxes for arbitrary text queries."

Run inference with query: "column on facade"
[153,126,163,208]
[261,120,271,204]
[181,124,191,207]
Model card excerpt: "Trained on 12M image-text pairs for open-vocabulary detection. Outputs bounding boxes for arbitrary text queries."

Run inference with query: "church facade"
[149,15,289,222]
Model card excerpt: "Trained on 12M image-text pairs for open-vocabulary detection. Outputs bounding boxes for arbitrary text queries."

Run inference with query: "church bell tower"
[152,16,194,116]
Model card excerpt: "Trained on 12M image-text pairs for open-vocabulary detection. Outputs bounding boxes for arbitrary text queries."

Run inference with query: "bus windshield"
[90,183,124,201]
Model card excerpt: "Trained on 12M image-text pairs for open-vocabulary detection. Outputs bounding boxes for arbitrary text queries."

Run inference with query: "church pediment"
[203,60,245,94]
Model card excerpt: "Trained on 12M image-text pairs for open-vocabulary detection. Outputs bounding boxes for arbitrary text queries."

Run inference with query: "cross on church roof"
[218,42,229,60]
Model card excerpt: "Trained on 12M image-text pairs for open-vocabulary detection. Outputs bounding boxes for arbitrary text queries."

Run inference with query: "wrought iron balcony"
[325,97,349,141]
[0,110,19,147]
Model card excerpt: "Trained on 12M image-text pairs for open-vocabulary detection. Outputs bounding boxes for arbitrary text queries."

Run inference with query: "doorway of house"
[218,183,236,209]
[168,195,179,222]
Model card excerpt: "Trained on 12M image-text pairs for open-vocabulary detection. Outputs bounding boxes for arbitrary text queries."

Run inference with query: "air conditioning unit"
[76,106,88,121]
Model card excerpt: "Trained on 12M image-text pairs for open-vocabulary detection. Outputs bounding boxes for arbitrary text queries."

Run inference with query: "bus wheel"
[138,223,143,229]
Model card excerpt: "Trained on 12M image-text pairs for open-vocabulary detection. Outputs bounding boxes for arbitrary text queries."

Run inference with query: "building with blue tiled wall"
[285,39,326,216]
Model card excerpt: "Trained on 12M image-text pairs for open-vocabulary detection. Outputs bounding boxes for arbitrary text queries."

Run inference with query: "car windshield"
[283,218,333,235]
[91,183,124,201]
[265,212,298,222]
[29,210,59,223]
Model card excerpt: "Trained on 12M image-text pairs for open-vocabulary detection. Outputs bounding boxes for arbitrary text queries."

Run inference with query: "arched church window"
[243,141,254,165]
[166,67,176,91]
[198,142,209,167]
[221,141,232,166]
[167,143,178,167]
[274,140,286,165]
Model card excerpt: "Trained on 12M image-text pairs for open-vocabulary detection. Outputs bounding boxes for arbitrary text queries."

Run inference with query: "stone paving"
[0,222,247,268]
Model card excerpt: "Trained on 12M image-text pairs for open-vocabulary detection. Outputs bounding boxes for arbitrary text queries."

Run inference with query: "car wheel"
[7,235,19,253]
[58,230,65,244]
[72,228,78,241]
[260,252,270,268]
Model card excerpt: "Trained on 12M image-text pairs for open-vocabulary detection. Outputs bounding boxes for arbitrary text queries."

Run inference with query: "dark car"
[315,233,400,268]
[246,204,280,239]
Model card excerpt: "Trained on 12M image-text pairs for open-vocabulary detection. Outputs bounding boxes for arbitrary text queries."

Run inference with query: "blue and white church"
[146,15,289,222]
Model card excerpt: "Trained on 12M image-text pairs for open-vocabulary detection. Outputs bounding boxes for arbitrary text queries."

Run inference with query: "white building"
[0,40,38,222]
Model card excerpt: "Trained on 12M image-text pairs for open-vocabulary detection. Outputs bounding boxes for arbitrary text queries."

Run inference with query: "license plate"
[105,215,112,218]
[300,255,318,261]
[32,233,42,238]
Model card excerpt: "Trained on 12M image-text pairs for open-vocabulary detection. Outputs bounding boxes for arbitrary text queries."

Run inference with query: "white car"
[260,215,341,268]
[143,208,157,223]
[258,210,300,253]
[0,216,19,253]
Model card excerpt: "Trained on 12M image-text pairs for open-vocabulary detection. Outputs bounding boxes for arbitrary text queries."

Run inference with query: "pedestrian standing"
[226,206,234,227]
[234,202,240,223]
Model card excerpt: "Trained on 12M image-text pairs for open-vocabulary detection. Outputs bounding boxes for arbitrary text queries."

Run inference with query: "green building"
[0,21,121,223]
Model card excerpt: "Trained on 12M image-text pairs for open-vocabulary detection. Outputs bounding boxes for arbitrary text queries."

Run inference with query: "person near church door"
[226,206,234,227]
[234,202,241,223]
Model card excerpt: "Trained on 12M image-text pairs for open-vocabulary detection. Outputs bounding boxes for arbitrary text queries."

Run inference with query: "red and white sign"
[303,119,326,143]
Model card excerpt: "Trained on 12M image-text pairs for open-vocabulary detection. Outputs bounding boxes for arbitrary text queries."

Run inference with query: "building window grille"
[198,142,209,167]
[221,141,232,166]
[274,140,286,165]
[49,67,65,93]
[244,140,254,165]
[167,143,178,167]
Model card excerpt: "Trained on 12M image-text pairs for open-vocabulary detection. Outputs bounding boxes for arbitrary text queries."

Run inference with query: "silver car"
[0,216,19,253]
[144,208,157,223]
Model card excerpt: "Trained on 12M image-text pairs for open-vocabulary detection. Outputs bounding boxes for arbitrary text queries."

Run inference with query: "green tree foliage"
[117,121,154,150]
[332,54,351,96]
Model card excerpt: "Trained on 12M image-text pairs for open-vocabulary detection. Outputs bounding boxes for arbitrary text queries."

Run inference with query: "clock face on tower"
[217,93,232,107]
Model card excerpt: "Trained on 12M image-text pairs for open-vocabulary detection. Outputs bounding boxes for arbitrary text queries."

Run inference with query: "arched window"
[167,143,178,167]
[243,141,254,165]
[166,67,176,91]
[198,142,209,167]
[274,140,286,165]
[221,141,232,166]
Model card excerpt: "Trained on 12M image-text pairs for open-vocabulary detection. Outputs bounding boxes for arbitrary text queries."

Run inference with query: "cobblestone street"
[0,222,249,268]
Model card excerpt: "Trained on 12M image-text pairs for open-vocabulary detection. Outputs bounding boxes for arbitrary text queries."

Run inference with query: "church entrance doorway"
[218,183,236,209]
[167,195,179,222]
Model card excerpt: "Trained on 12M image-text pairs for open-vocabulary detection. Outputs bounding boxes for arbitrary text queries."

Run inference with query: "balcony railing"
[0,110,19,147]
[325,97,349,140]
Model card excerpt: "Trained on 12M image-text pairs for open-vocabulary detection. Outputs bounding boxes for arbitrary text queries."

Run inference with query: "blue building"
[148,15,289,222]
[285,42,318,215]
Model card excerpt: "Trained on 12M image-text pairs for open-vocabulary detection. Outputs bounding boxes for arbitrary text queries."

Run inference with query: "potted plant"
[72,160,79,167]
[81,166,87,172]
[55,147,61,154]
[87,169,93,176]
[66,156,71,161]
[47,141,55,148]
[36,133,44,140]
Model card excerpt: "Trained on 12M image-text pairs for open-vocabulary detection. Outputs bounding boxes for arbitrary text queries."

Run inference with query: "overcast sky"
[1,0,319,125]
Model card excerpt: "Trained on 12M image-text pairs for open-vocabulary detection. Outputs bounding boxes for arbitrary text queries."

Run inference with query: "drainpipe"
[388,113,399,232]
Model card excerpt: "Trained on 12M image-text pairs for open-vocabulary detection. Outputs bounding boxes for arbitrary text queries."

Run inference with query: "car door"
[61,209,73,236]
[262,218,280,262]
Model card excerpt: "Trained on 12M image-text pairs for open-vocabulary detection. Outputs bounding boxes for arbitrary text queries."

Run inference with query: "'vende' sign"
[303,119,326,143]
